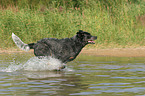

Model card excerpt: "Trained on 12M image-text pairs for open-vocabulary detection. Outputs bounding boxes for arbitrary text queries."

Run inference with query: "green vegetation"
[0,0,145,49]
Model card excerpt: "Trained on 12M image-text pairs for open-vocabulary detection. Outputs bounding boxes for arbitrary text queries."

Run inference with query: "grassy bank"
[0,0,145,49]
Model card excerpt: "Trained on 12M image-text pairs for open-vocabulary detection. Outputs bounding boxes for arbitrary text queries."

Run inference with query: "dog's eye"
[87,36,91,39]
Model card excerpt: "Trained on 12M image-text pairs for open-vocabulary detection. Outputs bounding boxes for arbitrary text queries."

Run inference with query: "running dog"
[12,30,97,64]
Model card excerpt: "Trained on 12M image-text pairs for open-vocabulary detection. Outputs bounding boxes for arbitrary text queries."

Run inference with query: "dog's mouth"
[87,36,97,44]
[88,40,95,44]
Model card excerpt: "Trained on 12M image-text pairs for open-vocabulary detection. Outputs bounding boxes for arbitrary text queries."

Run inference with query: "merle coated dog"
[12,30,97,64]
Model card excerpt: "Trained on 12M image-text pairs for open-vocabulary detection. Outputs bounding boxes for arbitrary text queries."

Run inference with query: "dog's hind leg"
[12,33,30,51]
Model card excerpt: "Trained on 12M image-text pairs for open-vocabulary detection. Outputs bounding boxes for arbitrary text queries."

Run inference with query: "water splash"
[1,59,23,72]
[1,56,66,72]
[23,57,64,71]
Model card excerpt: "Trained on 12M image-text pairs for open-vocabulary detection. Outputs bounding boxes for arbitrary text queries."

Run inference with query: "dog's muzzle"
[88,36,97,44]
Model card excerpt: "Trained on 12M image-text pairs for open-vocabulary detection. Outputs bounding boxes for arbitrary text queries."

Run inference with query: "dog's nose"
[94,36,97,40]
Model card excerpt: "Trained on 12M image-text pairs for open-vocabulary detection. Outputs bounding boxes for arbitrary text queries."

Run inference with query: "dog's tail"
[12,33,34,51]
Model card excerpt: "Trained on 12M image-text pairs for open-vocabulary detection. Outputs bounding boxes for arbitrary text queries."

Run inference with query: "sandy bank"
[0,47,145,57]
[81,47,145,57]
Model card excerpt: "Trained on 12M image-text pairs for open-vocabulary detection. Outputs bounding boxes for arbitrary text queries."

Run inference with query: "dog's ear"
[77,30,84,38]
[79,30,83,33]
[77,30,84,37]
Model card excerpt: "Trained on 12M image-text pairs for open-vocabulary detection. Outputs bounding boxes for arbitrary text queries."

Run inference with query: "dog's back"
[32,38,80,63]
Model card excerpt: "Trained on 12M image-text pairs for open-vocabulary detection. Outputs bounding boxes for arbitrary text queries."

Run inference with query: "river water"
[0,53,145,96]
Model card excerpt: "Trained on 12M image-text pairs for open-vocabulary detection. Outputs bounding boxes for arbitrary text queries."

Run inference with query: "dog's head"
[76,30,97,45]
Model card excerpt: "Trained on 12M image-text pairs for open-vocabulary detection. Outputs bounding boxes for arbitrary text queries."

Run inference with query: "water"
[0,53,145,96]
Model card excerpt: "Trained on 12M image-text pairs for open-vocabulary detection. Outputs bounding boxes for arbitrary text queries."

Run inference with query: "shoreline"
[81,47,145,57]
[0,47,145,57]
